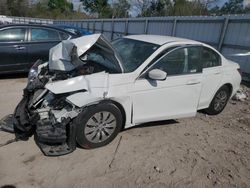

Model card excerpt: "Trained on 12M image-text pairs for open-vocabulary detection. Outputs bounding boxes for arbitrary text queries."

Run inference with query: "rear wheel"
[75,102,122,149]
[205,85,230,115]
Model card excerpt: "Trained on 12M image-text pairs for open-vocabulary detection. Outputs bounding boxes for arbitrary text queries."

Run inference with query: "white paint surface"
[45,34,242,129]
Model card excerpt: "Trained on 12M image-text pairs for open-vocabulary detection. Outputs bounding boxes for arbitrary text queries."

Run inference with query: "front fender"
[45,76,89,94]
[45,72,109,94]
[66,91,103,107]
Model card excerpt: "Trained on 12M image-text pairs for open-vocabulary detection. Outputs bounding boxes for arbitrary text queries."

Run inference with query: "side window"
[202,47,221,68]
[31,28,60,41]
[59,32,70,40]
[152,47,202,76]
[0,28,26,42]
[187,47,202,73]
[143,46,180,71]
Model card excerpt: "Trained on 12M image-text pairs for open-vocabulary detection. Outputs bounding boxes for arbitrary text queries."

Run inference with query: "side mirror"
[148,69,167,81]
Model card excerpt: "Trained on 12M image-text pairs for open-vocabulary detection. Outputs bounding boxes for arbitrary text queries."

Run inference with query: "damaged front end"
[14,62,82,156]
[11,34,122,156]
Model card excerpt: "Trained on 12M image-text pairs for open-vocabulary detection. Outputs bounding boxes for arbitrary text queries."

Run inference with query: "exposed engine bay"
[12,34,123,156]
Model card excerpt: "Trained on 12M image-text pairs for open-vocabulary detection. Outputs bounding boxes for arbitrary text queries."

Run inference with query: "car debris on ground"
[232,86,249,101]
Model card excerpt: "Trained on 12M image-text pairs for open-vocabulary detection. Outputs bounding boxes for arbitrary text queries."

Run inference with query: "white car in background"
[0,15,12,24]
[13,34,241,156]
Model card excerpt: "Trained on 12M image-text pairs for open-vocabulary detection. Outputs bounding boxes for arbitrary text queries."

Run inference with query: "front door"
[132,46,203,124]
[0,27,29,73]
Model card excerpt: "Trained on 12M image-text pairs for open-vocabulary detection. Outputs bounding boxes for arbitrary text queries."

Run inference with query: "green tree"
[0,0,88,19]
[81,0,112,18]
[0,0,9,15]
[140,0,173,17]
[133,0,151,17]
[48,0,73,13]
[6,0,28,16]
[138,0,207,17]
[111,0,130,18]
[209,5,221,15]
[245,5,250,13]
[172,0,207,16]
[220,0,244,14]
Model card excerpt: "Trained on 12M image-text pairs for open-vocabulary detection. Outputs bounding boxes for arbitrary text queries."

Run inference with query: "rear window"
[0,28,26,42]
[31,28,60,41]
[202,47,221,68]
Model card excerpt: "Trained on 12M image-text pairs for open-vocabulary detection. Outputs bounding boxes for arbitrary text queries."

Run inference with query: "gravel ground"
[0,77,249,188]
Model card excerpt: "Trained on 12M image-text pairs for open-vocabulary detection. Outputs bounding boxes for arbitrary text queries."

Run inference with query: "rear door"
[0,27,29,73]
[197,47,223,109]
[27,27,68,68]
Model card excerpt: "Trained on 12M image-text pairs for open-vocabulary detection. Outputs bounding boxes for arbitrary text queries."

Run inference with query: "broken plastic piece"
[0,114,14,133]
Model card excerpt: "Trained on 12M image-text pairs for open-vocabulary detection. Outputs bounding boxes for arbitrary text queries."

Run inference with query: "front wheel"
[75,102,123,149]
[205,85,230,115]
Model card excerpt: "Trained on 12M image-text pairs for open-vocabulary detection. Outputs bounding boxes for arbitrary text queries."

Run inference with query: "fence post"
[172,18,177,36]
[87,21,89,32]
[101,19,104,33]
[218,17,229,52]
[124,19,129,35]
[144,19,148,34]
[93,20,96,33]
[111,19,114,40]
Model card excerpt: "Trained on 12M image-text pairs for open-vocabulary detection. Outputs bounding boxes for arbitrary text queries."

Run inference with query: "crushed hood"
[45,72,109,94]
[48,34,123,72]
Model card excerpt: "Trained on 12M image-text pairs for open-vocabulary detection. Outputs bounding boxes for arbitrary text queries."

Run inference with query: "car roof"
[124,34,202,46]
[54,25,92,35]
[0,24,78,36]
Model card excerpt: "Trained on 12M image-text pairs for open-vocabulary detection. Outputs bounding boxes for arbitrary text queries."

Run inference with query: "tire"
[205,85,230,115]
[75,102,123,149]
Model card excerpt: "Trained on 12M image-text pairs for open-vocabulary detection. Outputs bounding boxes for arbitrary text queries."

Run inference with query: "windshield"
[80,44,121,73]
[112,38,159,73]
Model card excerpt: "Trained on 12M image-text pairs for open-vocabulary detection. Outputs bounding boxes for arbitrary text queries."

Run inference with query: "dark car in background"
[0,24,83,74]
[54,25,92,36]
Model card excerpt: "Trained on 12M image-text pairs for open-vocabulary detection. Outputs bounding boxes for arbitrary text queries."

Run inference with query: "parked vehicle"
[0,24,82,74]
[12,34,241,156]
[0,15,12,25]
[54,25,92,36]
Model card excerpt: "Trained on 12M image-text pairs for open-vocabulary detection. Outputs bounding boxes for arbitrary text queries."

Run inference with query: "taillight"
[237,68,242,75]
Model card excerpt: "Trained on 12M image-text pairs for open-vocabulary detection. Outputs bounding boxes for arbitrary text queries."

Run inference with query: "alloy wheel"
[84,111,117,143]
[214,90,228,111]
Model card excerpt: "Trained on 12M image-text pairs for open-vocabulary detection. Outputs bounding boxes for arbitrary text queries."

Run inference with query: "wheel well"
[101,100,126,130]
[223,83,233,96]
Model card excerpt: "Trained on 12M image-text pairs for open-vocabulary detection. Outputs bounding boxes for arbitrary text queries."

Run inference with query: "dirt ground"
[0,76,249,188]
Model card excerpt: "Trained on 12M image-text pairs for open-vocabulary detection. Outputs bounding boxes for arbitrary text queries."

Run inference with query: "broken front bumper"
[13,89,77,156]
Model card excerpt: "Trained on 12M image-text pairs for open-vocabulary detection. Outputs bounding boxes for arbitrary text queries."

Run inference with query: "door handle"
[14,45,26,50]
[214,72,221,75]
[214,71,221,75]
[186,80,200,85]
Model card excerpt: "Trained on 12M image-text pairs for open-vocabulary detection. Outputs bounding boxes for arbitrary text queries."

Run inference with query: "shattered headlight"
[28,60,43,84]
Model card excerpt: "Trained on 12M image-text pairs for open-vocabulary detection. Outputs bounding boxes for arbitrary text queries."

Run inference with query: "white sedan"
[13,34,241,156]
